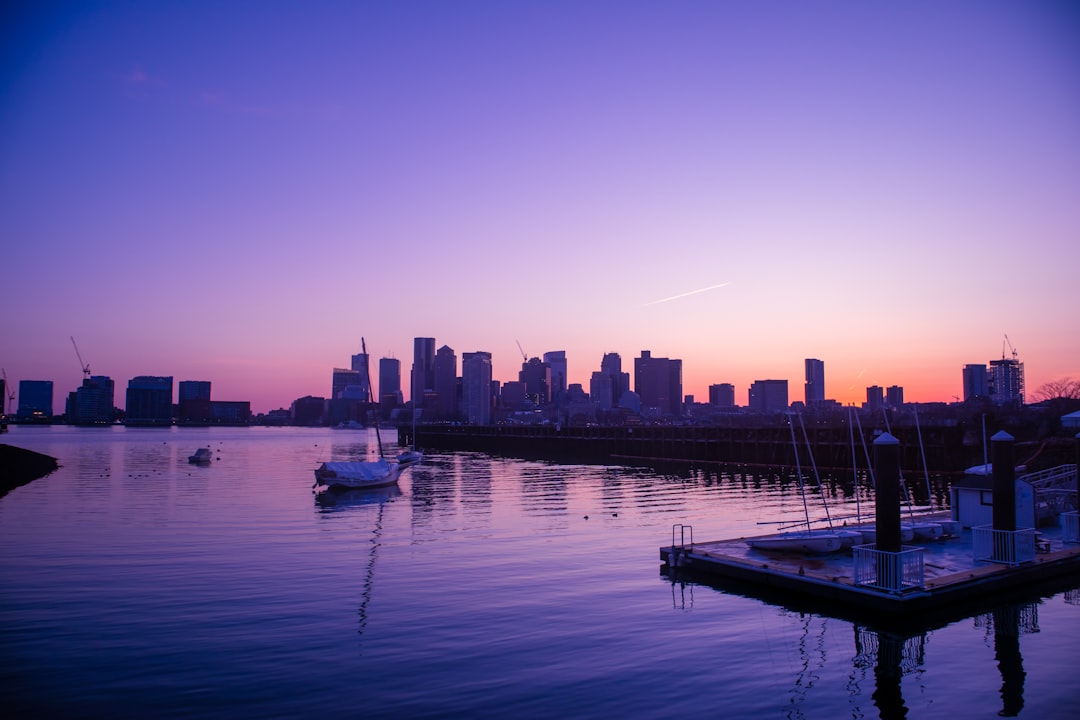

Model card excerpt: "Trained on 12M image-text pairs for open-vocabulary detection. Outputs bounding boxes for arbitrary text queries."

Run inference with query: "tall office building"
[600,353,629,404]
[462,351,493,424]
[17,380,53,419]
[411,337,436,407]
[125,376,174,425]
[543,351,568,402]
[434,345,459,420]
[350,350,371,397]
[67,375,115,424]
[866,385,884,412]
[989,358,1025,406]
[519,357,551,405]
[962,364,989,401]
[886,385,904,408]
[331,368,362,400]
[590,371,614,411]
[379,357,402,410]
[709,383,735,408]
[748,380,788,414]
[634,350,682,417]
[804,359,825,405]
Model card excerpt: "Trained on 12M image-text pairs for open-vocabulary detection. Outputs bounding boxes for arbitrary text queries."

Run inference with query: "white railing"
[853,544,925,592]
[972,525,1036,565]
[1063,511,1080,544]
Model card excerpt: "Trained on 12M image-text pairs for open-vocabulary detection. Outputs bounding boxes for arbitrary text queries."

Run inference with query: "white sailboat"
[314,338,413,492]
[747,414,848,554]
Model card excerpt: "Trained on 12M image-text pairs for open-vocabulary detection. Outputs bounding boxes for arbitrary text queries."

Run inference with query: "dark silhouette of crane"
[71,336,91,379]
[515,340,528,363]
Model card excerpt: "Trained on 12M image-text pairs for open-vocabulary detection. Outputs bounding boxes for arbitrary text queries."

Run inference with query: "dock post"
[991,431,1016,532]
[874,432,902,554]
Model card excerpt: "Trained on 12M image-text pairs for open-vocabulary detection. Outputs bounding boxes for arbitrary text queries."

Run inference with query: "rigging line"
[798,412,833,529]
[787,414,813,532]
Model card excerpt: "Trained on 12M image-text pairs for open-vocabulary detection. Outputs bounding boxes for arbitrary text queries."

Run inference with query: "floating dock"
[660,520,1080,616]
[661,430,1080,616]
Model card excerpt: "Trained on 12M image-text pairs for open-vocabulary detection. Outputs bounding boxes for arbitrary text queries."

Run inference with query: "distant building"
[591,353,629,411]
[125,376,174,425]
[291,396,325,426]
[178,380,212,423]
[67,375,115,425]
[500,381,527,409]
[17,380,53,419]
[590,371,614,411]
[886,385,904,408]
[544,351,568,403]
[411,337,436,408]
[434,345,458,420]
[379,357,402,415]
[962,364,989,401]
[634,350,682,417]
[709,383,736,408]
[989,358,1025,406]
[519,357,552,405]
[748,380,788,414]
[462,351,493,424]
[804,359,825,405]
[350,351,371,397]
[866,385,884,412]
[331,368,362,401]
[210,400,251,425]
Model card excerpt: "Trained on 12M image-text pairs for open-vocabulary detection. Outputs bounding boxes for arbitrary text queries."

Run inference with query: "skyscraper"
[379,357,402,409]
[709,383,735,408]
[434,345,458,420]
[866,385,884,412]
[178,380,212,424]
[67,375,115,425]
[543,351,567,402]
[886,385,904,408]
[519,357,551,405]
[635,350,682,417]
[962,364,989,401]
[350,350,371,397]
[600,353,629,404]
[748,380,788,414]
[411,337,436,408]
[804,358,825,405]
[462,351,493,424]
[989,358,1025,406]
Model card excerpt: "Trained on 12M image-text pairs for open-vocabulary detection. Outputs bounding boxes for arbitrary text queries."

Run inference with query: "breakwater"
[408,422,991,474]
[0,444,59,497]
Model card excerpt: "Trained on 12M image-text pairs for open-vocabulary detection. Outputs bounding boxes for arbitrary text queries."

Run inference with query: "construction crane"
[71,336,91,379]
[515,340,528,363]
[1,368,13,415]
[1003,334,1018,361]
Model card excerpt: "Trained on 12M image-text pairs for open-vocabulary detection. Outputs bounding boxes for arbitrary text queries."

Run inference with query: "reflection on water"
[2,426,1078,719]
[667,564,1073,720]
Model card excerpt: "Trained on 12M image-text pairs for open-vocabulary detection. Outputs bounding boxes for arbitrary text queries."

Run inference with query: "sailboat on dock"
[746,413,849,554]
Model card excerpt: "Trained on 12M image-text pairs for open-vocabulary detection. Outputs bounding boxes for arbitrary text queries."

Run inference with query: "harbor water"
[2,426,1078,718]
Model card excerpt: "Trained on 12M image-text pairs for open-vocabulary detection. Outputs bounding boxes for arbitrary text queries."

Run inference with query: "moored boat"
[747,532,844,554]
[314,458,402,490]
[188,447,212,464]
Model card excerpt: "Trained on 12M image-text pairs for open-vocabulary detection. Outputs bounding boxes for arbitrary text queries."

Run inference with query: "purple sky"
[2,1,1078,413]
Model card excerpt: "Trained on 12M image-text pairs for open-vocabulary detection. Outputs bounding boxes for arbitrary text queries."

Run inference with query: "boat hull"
[746,533,844,554]
[314,459,402,490]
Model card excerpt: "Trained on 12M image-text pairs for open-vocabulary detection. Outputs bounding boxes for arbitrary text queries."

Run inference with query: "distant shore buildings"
[0,336,1037,428]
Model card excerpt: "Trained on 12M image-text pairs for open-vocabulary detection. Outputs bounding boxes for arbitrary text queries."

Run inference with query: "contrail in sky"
[643,282,731,307]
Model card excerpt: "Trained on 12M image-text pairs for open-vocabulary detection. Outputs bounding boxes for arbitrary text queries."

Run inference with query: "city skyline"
[3,2,1078,413]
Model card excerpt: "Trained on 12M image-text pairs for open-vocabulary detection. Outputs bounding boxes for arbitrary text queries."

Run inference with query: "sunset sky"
[2,1,1078,413]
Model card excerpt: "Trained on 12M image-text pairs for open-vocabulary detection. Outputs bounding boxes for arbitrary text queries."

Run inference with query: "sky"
[2,1,1079,414]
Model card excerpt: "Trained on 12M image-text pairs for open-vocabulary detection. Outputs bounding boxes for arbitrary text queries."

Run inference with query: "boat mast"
[361,337,385,460]
[787,413,813,532]
[849,407,862,525]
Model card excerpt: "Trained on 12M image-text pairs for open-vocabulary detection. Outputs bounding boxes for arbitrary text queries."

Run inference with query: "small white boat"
[747,532,844,554]
[314,458,402,490]
[188,448,212,464]
[907,521,944,540]
[396,449,423,467]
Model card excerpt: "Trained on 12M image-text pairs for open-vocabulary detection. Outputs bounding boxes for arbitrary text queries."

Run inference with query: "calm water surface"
[2,426,1078,719]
